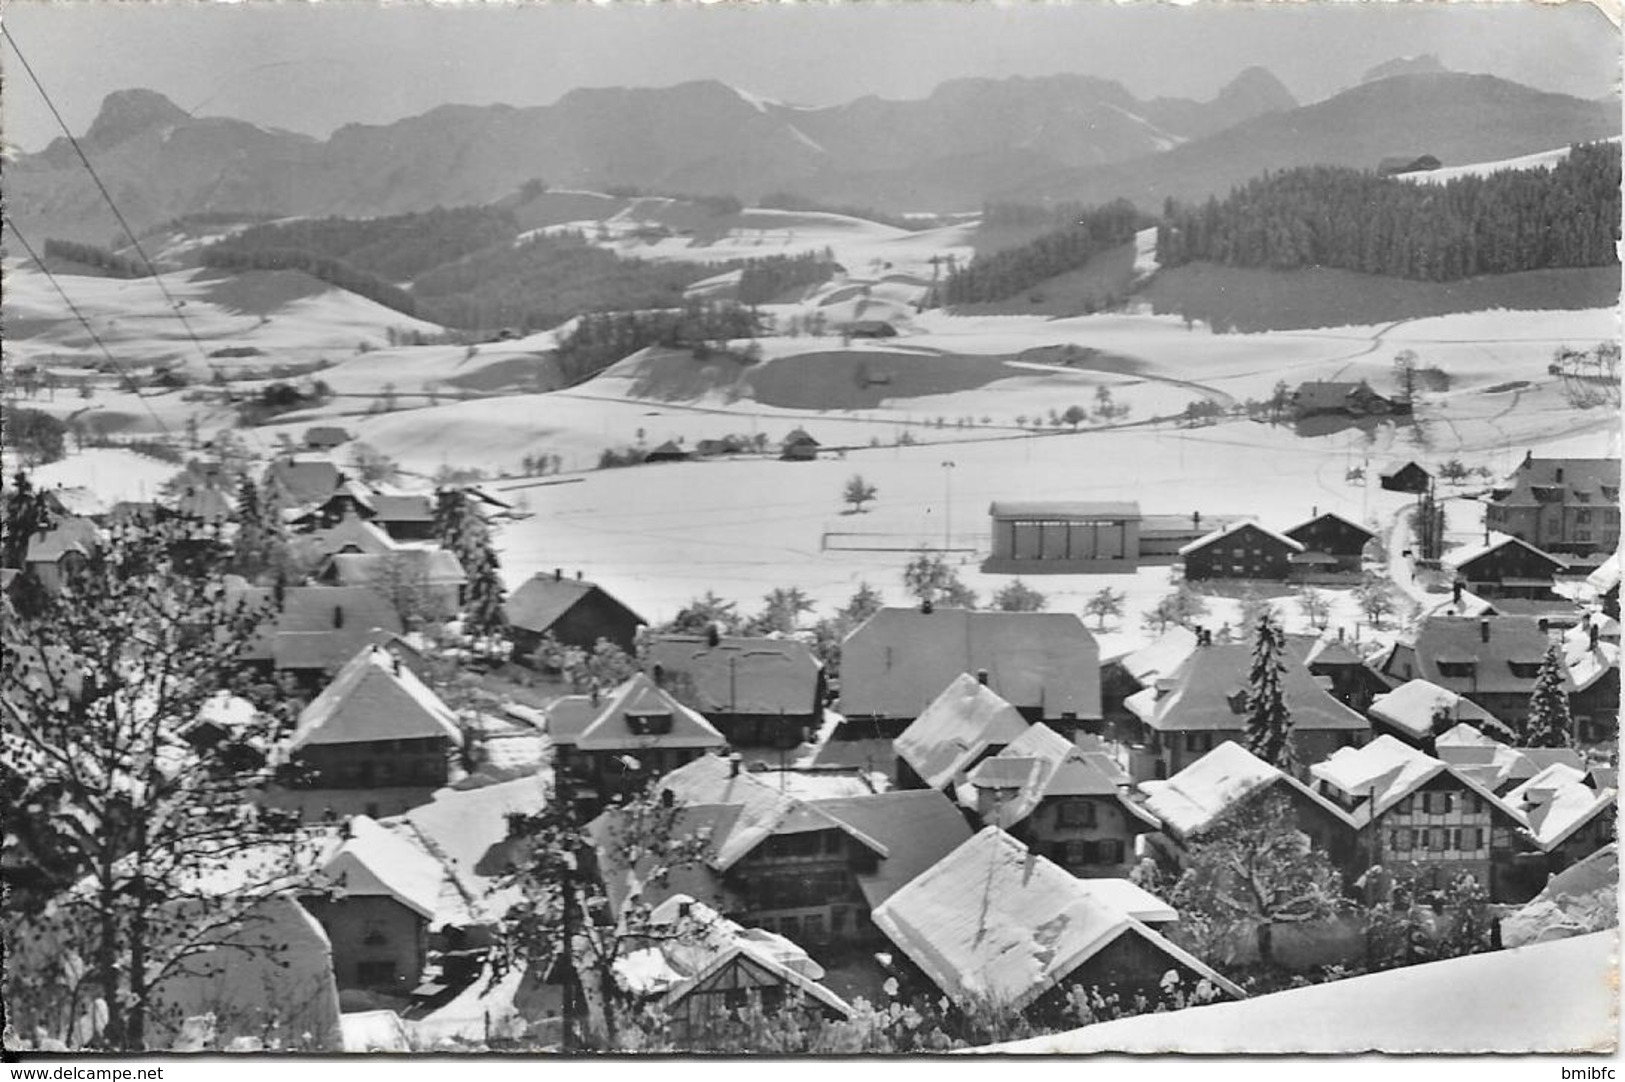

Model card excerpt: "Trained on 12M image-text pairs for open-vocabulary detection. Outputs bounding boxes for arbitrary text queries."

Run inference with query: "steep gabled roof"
[1412,616,1569,695]
[303,514,401,558]
[318,549,468,588]
[895,674,1031,789]
[809,789,974,910]
[574,673,727,753]
[1449,535,1565,577]
[656,754,885,870]
[966,724,1138,829]
[1561,621,1620,693]
[1133,643,1368,733]
[1488,456,1620,509]
[1310,735,1514,828]
[1115,627,1199,687]
[1284,510,1376,545]
[839,608,1101,721]
[1140,742,1356,838]
[265,457,345,506]
[1177,519,1305,558]
[645,634,822,716]
[870,828,1243,1012]
[319,815,448,922]
[782,428,819,447]
[1368,679,1502,741]
[288,645,463,751]
[233,584,405,671]
[504,574,646,635]
[25,516,100,563]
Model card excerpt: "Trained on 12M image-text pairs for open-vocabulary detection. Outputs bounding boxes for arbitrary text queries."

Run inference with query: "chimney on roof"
[554,568,562,581]
[921,599,934,615]
[1193,511,1201,530]
[333,605,345,629]
[1338,626,1345,642]
[652,663,665,687]
[576,570,583,581]
[1453,581,1463,605]
[976,669,989,686]
[1480,617,1491,643]
[1312,505,1318,518]
[706,624,721,648]
[1590,623,1600,649]
[729,752,742,778]
[1556,467,1565,483]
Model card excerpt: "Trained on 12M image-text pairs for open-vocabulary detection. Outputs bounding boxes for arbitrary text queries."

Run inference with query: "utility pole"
[941,460,956,552]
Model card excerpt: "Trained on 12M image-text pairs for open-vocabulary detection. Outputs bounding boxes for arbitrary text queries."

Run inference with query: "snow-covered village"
[1,2,1620,1062]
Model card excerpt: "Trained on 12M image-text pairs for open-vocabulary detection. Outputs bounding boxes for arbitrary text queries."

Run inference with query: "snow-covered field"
[1401,137,1622,185]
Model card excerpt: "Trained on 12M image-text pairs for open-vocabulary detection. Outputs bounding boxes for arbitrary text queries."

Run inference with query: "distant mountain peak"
[1362,54,1449,83]
[83,88,192,147]
[1213,66,1297,112]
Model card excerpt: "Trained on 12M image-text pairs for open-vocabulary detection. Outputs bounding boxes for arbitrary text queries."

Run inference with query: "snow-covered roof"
[985,931,1616,1053]
[399,773,548,906]
[1310,736,1446,821]
[966,723,1141,830]
[645,633,822,717]
[809,789,973,911]
[1367,679,1500,741]
[1177,519,1304,557]
[1140,742,1282,837]
[1503,764,1616,851]
[287,645,463,751]
[574,673,727,752]
[1133,642,1369,734]
[1117,626,1199,686]
[657,754,886,870]
[895,674,1031,790]
[340,1010,414,1053]
[1501,844,1617,950]
[1585,553,1619,595]
[1562,620,1621,692]
[870,827,1243,1012]
[320,815,448,923]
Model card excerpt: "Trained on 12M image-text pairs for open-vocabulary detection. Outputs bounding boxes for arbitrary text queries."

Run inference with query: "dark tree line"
[210,206,520,282]
[736,252,841,305]
[1156,142,1620,281]
[199,246,422,319]
[42,238,151,278]
[554,301,766,384]
[942,199,1145,304]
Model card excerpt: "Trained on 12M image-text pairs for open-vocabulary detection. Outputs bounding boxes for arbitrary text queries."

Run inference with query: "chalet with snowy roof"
[870,828,1243,1025]
[303,816,457,994]
[1449,535,1565,601]
[23,516,99,592]
[592,754,972,947]
[1290,380,1403,419]
[368,493,438,542]
[614,895,852,1044]
[271,644,464,822]
[1139,742,1361,877]
[314,549,468,623]
[838,607,1101,738]
[645,632,825,747]
[644,440,691,464]
[1587,554,1619,619]
[287,479,383,533]
[505,569,646,658]
[1123,641,1369,781]
[265,456,347,510]
[779,428,820,461]
[1433,723,1583,795]
[555,674,726,807]
[965,725,1156,878]
[1309,736,1536,900]
[1101,627,1201,729]
[1484,454,1620,556]
[303,425,354,451]
[1367,679,1505,750]
[894,673,1030,790]
[984,500,1142,573]
[1503,764,1616,875]
[1372,615,1571,729]
[1178,520,1304,581]
[234,582,404,686]
[1379,460,1431,494]
[299,511,402,560]
[1284,510,1376,577]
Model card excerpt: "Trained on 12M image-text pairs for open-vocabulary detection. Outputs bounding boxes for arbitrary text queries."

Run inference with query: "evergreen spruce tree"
[230,475,274,579]
[434,488,507,639]
[1244,611,1296,770]
[1522,643,1575,748]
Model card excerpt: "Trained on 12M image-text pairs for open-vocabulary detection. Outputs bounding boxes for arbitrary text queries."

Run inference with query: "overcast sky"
[4,1,1619,153]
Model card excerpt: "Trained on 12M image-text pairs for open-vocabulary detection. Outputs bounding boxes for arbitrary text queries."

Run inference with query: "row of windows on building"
[1387,826,1485,853]
[1050,838,1127,867]
[1391,791,1487,816]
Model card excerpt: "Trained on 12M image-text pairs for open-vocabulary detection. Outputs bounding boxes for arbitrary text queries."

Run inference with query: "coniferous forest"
[941,199,1145,304]
[1155,141,1620,280]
